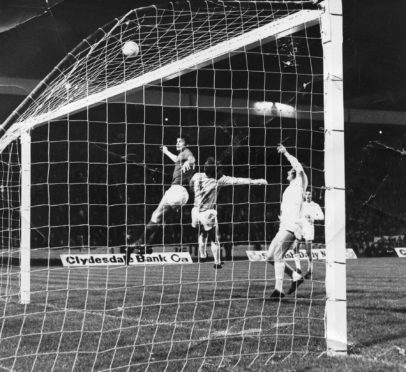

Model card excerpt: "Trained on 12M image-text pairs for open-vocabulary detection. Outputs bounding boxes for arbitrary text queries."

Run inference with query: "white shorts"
[191,207,218,231]
[302,225,314,241]
[279,221,303,240]
[162,185,189,206]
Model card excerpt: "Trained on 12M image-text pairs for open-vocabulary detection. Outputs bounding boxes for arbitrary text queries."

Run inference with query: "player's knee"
[274,252,283,262]
[266,248,274,261]
[273,242,285,261]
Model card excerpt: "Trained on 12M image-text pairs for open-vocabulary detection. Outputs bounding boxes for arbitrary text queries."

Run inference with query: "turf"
[0,257,405,371]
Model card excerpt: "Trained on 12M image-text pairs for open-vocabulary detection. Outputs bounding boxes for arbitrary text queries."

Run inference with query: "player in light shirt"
[190,157,267,269]
[292,190,324,278]
[266,144,308,298]
[126,136,195,261]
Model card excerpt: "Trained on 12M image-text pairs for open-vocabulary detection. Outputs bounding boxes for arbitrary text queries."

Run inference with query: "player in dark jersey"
[126,136,195,261]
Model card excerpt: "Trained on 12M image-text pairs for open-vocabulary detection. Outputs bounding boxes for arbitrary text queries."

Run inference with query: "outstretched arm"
[277,144,308,190]
[277,144,303,173]
[218,175,268,186]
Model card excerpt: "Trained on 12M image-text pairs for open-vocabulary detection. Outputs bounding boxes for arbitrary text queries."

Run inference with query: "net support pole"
[321,0,347,355]
[20,130,31,304]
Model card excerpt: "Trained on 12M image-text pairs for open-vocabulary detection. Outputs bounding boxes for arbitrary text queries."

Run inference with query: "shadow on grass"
[348,304,406,314]
[356,330,406,349]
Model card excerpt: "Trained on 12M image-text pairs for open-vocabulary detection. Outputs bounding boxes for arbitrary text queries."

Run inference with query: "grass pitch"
[0,256,405,371]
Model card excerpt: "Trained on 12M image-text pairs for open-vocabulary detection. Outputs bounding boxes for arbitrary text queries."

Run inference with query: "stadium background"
[0,0,405,257]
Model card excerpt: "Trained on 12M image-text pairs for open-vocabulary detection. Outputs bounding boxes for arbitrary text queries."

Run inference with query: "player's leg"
[147,202,175,244]
[192,208,208,262]
[209,226,222,269]
[292,239,302,274]
[127,197,167,261]
[135,202,164,244]
[267,234,284,297]
[267,230,296,297]
[198,209,221,268]
[267,231,299,274]
[191,207,199,229]
[198,230,208,262]
[130,185,188,257]
[281,235,304,295]
[215,226,224,265]
[304,240,313,279]
[126,222,158,262]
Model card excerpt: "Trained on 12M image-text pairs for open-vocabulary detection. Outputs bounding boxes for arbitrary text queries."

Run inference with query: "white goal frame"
[9,0,346,357]
[321,0,347,356]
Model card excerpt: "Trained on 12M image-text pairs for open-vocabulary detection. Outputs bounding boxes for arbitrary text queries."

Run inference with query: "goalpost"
[0,0,345,370]
[321,0,347,356]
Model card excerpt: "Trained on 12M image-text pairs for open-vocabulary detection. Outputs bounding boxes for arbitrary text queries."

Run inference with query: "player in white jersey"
[190,157,267,269]
[266,144,308,298]
[292,190,324,278]
[126,136,195,261]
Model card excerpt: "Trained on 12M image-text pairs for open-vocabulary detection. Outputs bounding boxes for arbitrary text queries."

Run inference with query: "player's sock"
[308,259,313,273]
[287,277,304,295]
[293,253,301,271]
[198,235,207,260]
[125,246,134,265]
[211,242,221,265]
[144,221,159,246]
[274,261,285,293]
[133,221,158,247]
[305,259,313,279]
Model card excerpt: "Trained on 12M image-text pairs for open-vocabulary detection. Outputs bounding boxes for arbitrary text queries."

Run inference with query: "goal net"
[0,0,345,370]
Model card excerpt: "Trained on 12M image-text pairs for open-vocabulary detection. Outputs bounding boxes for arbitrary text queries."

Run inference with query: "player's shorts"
[302,224,314,241]
[279,221,303,240]
[191,207,218,231]
[162,185,189,206]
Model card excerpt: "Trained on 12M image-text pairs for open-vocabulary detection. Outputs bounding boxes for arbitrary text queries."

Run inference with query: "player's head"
[176,135,189,151]
[287,168,296,182]
[204,157,222,179]
[305,190,312,202]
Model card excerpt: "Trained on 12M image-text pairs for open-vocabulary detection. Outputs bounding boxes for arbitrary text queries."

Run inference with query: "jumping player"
[126,136,195,261]
[190,157,267,269]
[292,190,324,278]
[266,144,308,298]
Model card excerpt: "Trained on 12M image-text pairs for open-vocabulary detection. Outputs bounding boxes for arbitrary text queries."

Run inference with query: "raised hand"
[277,144,287,154]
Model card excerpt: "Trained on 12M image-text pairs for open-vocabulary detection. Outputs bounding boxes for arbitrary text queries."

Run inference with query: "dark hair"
[290,168,297,179]
[178,134,190,146]
[204,157,222,179]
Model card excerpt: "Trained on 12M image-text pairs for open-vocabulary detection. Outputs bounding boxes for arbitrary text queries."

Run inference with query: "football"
[122,41,140,57]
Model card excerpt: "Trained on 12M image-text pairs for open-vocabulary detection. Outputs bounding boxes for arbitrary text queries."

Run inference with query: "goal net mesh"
[0,1,327,370]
